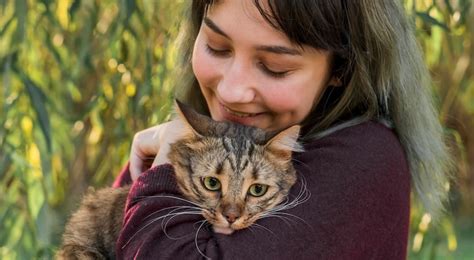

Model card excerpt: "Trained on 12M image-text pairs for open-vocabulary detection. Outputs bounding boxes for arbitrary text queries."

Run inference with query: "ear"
[264,125,303,160]
[174,99,215,137]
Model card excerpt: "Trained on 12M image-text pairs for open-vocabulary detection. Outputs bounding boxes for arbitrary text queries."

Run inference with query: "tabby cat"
[57,100,302,259]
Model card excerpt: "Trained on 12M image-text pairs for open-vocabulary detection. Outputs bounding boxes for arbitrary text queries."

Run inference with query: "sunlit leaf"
[0,16,14,38]
[5,212,25,248]
[20,74,52,153]
[1,1,471,259]
[43,31,63,66]
[416,11,450,31]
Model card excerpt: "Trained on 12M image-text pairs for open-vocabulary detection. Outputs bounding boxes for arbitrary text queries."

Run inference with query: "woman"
[113,0,452,258]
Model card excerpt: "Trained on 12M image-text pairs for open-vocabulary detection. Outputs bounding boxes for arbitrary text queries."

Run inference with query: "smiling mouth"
[223,105,259,118]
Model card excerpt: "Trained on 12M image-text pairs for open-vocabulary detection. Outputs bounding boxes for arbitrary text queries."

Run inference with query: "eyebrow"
[203,17,302,56]
[256,45,301,56]
[204,17,229,38]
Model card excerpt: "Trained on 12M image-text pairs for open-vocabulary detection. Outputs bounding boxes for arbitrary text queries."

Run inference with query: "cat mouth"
[213,225,235,235]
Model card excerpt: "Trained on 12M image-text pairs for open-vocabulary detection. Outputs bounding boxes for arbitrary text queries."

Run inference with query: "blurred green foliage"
[0,0,473,259]
[1,0,185,258]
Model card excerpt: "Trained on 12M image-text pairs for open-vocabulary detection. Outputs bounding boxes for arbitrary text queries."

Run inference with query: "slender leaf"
[13,0,27,43]
[416,11,450,31]
[443,0,454,14]
[69,0,82,20]
[20,74,52,153]
[0,16,14,38]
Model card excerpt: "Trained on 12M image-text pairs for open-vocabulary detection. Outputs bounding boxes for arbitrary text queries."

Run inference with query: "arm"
[116,122,411,259]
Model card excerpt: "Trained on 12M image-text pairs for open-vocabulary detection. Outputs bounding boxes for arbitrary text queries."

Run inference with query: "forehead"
[203,0,329,59]
[205,0,294,46]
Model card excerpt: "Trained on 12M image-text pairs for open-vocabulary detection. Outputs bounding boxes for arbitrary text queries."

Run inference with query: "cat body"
[57,186,129,259]
[57,101,301,259]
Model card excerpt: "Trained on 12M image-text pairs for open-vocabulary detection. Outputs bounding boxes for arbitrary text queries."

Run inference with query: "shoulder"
[299,120,409,180]
[290,121,410,256]
[291,122,410,259]
[304,120,403,155]
[294,120,410,218]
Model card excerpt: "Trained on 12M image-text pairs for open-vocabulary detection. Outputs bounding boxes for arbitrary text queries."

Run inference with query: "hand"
[129,119,186,181]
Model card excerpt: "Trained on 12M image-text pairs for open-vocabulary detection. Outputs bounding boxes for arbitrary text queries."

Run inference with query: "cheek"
[263,85,318,117]
[192,44,220,88]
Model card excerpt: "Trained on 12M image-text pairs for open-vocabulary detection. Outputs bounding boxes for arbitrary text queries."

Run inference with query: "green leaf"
[124,0,136,25]
[416,12,450,31]
[5,212,25,248]
[26,174,45,220]
[68,0,82,20]
[13,0,27,43]
[0,16,14,38]
[443,0,454,14]
[0,154,11,180]
[20,74,52,153]
[43,31,63,66]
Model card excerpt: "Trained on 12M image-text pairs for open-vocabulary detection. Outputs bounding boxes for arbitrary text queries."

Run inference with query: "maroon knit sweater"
[113,121,410,259]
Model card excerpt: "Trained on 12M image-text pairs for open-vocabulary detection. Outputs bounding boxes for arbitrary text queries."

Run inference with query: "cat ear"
[264,125,303,160]
[174,99,214,137]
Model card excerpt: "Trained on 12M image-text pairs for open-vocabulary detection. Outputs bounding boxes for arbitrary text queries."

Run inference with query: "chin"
[213,226,235,235]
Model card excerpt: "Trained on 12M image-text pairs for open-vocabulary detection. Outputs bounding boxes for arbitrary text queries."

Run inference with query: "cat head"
[168,100,302,234]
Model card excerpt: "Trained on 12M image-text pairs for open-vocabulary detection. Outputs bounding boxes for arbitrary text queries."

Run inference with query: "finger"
[151,121,187,167]
[129,129,161,180]
[152,150,169,167]
[129,150,144,181]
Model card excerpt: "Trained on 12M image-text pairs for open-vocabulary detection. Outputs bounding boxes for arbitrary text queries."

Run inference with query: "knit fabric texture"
[114,121,410,260]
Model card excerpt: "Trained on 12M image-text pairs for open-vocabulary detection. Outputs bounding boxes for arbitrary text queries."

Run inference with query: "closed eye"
[205,44,231,57]
[206,44,290,78]
[257,62,290,78]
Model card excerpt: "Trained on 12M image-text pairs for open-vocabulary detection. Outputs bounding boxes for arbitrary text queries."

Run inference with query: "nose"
[222,204,242,224]
[217,59,256,104]
[224,211,241,224]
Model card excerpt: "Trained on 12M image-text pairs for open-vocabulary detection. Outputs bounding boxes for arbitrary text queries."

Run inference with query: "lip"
[222,104,259,117]
[218,102,265,126]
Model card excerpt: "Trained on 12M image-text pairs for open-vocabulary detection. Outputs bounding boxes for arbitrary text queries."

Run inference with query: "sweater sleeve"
[112,162,133,188]
[115,121,411,260]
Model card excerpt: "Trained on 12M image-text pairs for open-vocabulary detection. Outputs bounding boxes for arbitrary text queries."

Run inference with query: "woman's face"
[192,0,337,132]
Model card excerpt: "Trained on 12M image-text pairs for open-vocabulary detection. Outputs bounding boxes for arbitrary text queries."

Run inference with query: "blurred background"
[0,0,472,259]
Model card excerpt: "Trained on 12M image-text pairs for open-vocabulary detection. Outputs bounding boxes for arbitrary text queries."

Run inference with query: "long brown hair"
[173,0,452,219]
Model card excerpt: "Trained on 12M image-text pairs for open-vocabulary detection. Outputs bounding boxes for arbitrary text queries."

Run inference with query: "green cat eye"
[202,177,221,191]
[248,184,268,197]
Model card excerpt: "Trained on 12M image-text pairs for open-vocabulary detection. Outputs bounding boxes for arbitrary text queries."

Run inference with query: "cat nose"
[224,212,240,224]
[222,205,241,224]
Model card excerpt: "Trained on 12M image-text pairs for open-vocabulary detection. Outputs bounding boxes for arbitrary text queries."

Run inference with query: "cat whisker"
[251,222,276,236]
[133,194,203,208]
[269,212,309,226]
[123,209,202,248]
[259,213,295,227]
[273,176,311,212]
[291,158,312,173]
[193,219,208,230]
[194,220,211,260]
[161,211,204,240]
[144,205,202,221]
[122,212,177,249]
[246,225,256,235]
[274,191,310,211]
